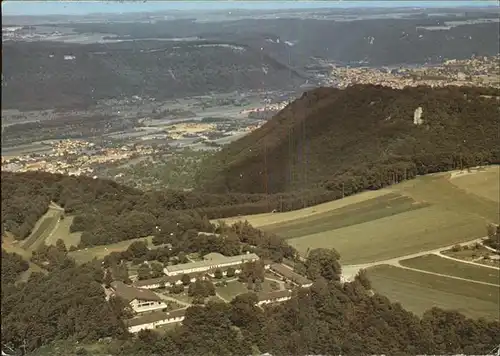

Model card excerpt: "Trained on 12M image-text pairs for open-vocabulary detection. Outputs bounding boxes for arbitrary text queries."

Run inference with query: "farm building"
[110,281,168,313]
[163,252,259,276]
[257,290,293,306]
[125,309,186,333]
[268,263,313,288]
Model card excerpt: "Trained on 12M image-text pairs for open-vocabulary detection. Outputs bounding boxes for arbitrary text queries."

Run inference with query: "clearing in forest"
[20,205,63,252]
[44,215,82,249]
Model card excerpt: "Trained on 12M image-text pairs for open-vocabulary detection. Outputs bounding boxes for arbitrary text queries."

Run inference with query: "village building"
[163,252,259,276]
[125,309,186,333]
[257,289,293,306]
[110,281,168,313]
[133,271,208,290]
[268,263,313,288]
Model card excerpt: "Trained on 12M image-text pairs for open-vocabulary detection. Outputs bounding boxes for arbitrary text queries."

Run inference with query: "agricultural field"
[219,169,498,265]
[44,215,82,248]
[399,254,500,285]
[68,236,154,264]
[367,265,500,321]
[20,207,63,252]
[449,166,499,203]
[441,245,500,268]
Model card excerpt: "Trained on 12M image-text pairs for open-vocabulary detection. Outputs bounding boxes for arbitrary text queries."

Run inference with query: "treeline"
[1,250,126,353]
[113,273,500,356]
[197,85,500,194]
[1,171,336,248]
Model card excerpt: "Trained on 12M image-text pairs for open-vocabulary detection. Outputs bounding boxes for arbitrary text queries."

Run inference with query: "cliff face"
[198,85,500,194]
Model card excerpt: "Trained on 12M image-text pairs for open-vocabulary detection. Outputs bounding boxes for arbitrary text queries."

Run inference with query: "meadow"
[399,254,500,285]
[68,236,154,265]
[367,265,500,321]
[20,207,62,251]
[449,166,500,203]
[45,215,82,248]
[218,169,499,264]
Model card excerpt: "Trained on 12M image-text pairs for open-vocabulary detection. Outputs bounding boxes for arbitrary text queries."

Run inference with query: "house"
[268,263,313,288]
[133,272,208,290]
[163,252,259,276]
[110,281,168,313]
[257,290,292,306]
[125,308,186,333]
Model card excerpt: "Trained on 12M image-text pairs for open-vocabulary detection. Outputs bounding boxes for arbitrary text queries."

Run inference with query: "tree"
[170,284,184,294]
[214,268,223,279]
[104,269,113,287]
[55,238,67,253]
[226,267,236,278]
[188,280,216,298]
[355,269,371,290]
[137,263,151,280]
[150,262,164,278]
[181,274,191,286]
[305,248,342,281]
[127,241,149,258]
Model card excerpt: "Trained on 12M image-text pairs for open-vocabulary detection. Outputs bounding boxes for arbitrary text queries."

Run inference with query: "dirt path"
[341,236,495,281]
[435,251,500,270]
[156,293,192,307]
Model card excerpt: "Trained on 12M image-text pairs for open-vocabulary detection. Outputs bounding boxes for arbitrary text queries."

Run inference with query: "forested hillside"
[197,85,500,194]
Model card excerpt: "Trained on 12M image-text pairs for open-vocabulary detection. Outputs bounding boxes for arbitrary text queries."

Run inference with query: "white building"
[125,309,186,333]
[257,290,292,306]
[163,252,259,276]
[110,281,168,313]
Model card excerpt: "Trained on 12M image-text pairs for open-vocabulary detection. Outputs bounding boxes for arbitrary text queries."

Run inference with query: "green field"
[45,215,82,248]
[21,209,62,251]
[367,265,500,320]
[263,172,499,264]
[68,236,154,264]
[400,254,500,285]
[450,166,499,203]
[264,193,430,238]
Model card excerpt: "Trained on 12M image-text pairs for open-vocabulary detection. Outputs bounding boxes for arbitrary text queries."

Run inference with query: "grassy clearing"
[450,166,499,203]
[215,189,393,227]
[278,172,498,264]
[265,193,429,238]
[21,208,62,251]
[68,236,154,264]
[216,281,249,301]
[367,265,500,320]
[288,206,487,264]
[399,254,500,285]
[45,215,82,248]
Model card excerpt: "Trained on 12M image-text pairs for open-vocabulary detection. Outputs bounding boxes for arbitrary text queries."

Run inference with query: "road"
[341,237,499,282]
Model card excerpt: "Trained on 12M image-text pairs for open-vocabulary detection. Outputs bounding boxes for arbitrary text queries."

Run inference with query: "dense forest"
[3,245,499,355]
[197,85,500,194]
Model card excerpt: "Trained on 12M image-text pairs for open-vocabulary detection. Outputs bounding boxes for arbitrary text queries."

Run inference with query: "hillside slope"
[198,85,500,194]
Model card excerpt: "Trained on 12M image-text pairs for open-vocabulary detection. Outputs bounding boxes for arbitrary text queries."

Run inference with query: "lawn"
[45,215,82,248]
[399,254,500,285]
[366,265,499,321]
[216,281,250,301]
[21,208,62,251]
[68,236,154,264]
[449,166,499,203]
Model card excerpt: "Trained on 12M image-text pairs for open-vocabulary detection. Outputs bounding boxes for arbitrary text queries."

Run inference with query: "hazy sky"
[2,1,497,16]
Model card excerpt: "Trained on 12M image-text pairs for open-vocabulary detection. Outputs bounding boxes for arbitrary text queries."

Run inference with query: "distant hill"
[197,85,500,194]
[2,40,305,110]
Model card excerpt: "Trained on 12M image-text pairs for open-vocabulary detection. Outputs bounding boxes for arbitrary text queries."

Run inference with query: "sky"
[2,1,498,16]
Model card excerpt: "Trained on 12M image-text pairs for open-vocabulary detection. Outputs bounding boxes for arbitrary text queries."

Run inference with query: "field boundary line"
[434,251,500,270]
[391,262,500,287]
